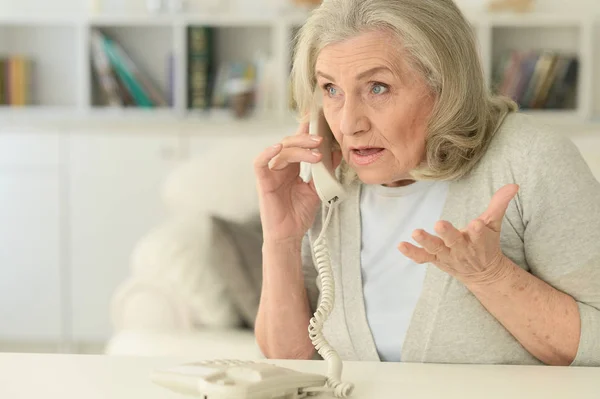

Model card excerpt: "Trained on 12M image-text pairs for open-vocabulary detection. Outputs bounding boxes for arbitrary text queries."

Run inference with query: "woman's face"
[315,30,435,187]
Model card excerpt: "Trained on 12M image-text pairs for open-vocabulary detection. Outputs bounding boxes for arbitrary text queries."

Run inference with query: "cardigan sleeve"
[521,130,600,366]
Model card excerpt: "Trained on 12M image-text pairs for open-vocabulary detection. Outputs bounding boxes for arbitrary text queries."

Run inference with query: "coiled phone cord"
[307,199,354,398]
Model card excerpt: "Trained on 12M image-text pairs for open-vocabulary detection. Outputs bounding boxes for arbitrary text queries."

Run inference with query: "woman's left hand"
[398,184,520,287]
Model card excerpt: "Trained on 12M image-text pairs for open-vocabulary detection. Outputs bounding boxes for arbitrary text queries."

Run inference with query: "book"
[0,56,33,106]
[187,26,215,110]
[494,50,580,110]
[90,29,123,107]
[0,59,4,105]
[110,38,168,107]
[90,29,169,108]
[101,35,154,108]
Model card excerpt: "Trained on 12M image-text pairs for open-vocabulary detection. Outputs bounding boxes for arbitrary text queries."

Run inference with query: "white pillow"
[111,277,195,332]
[161,133,287,221]
[128,215,242,328]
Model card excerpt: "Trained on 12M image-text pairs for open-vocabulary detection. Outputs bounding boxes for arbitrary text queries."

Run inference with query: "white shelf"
[85,107,178,119]
[0,105,296,129]
[89,14,176,27]
[0,13,309,28]
[0,10,592,27]
[482,13,593,27]
[0,14,82,26]
[0,106,73,117]
[183,14,286,27]
[0,11,596,124]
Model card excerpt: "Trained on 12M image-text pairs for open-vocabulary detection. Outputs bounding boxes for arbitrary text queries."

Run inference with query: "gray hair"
[290,0,517,181]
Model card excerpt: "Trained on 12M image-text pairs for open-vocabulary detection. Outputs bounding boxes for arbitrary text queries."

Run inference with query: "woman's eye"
[371,84,388,95]
[325,84,337,97]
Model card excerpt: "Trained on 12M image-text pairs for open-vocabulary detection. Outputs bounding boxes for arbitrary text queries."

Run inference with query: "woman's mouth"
[350,147,385,166]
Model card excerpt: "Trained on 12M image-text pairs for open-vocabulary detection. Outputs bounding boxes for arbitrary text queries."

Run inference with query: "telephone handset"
[151,108,353,399]
[309,108,346,204]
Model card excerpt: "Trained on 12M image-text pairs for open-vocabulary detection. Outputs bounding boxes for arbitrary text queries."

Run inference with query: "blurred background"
[0,0,598,358]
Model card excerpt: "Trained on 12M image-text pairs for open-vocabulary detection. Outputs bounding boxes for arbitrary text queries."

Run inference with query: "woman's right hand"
[254,122,341,245]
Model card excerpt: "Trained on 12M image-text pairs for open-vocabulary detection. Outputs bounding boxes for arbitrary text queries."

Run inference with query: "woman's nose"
[339,97,369,136]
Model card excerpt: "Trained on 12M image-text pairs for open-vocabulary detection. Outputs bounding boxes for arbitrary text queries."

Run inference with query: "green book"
[102,35,154,108]
[0,59,4,105]
[187,26,214,110]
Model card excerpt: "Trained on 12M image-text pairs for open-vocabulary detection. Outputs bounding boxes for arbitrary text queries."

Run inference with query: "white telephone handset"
[151,108,353,399]
[309,108,346,204]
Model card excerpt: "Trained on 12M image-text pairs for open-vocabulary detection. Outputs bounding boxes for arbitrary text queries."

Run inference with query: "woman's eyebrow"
[316,70,336,82]
[316,66,393,83]
[356,66,393,80]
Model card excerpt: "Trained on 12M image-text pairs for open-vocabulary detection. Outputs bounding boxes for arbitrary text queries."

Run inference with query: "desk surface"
[1,353,599,399]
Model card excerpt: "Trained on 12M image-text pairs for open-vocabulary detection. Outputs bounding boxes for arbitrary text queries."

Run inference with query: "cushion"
[209,214,263,328]
[161,132,288,221]
[128,216,243,329]
[111,277,196,333]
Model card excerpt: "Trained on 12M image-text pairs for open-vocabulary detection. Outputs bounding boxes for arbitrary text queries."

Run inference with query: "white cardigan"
[301,113,600,366]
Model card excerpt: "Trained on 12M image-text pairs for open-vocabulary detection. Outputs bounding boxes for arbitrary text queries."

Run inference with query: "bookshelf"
[480,13,596,122]
[0,22,80,108]
[89,24,174,109]
[0,10,596,125]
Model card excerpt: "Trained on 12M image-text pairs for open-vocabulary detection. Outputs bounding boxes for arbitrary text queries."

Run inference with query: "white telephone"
[151,108,352,399]
[308,107,346,204]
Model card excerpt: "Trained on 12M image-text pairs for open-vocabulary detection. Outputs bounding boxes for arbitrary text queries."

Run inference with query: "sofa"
[105,124,600,359]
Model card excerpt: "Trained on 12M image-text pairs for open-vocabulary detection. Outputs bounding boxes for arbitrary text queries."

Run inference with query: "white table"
[1,353,599,399]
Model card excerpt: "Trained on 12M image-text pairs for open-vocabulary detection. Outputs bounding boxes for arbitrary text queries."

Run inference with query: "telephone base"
[152,359,329,399]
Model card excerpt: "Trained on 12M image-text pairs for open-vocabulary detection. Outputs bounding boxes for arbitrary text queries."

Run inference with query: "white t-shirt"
[359,180,449,361]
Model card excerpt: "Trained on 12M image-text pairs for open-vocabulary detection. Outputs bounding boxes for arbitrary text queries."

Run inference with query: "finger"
[269,148,322,170]
[281,134,323,149]
[479,184,519,232]
[412,229,448,257]
[254,144,283,179]
[398,242,436,264]
[466,218,487,243]
[296,121,310,136]
[434,220,467,248]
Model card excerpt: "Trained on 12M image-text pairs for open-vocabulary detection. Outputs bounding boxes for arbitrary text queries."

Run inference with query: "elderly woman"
[253,0,600,367]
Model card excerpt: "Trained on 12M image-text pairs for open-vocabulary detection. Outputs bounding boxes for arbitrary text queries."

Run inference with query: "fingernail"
[272,143,282,150]
[310,136,323,142]
[311,149,321,156]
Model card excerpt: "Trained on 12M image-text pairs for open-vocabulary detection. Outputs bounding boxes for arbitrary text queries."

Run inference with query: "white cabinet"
[0,132,63,343]
[68,131,183,342]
